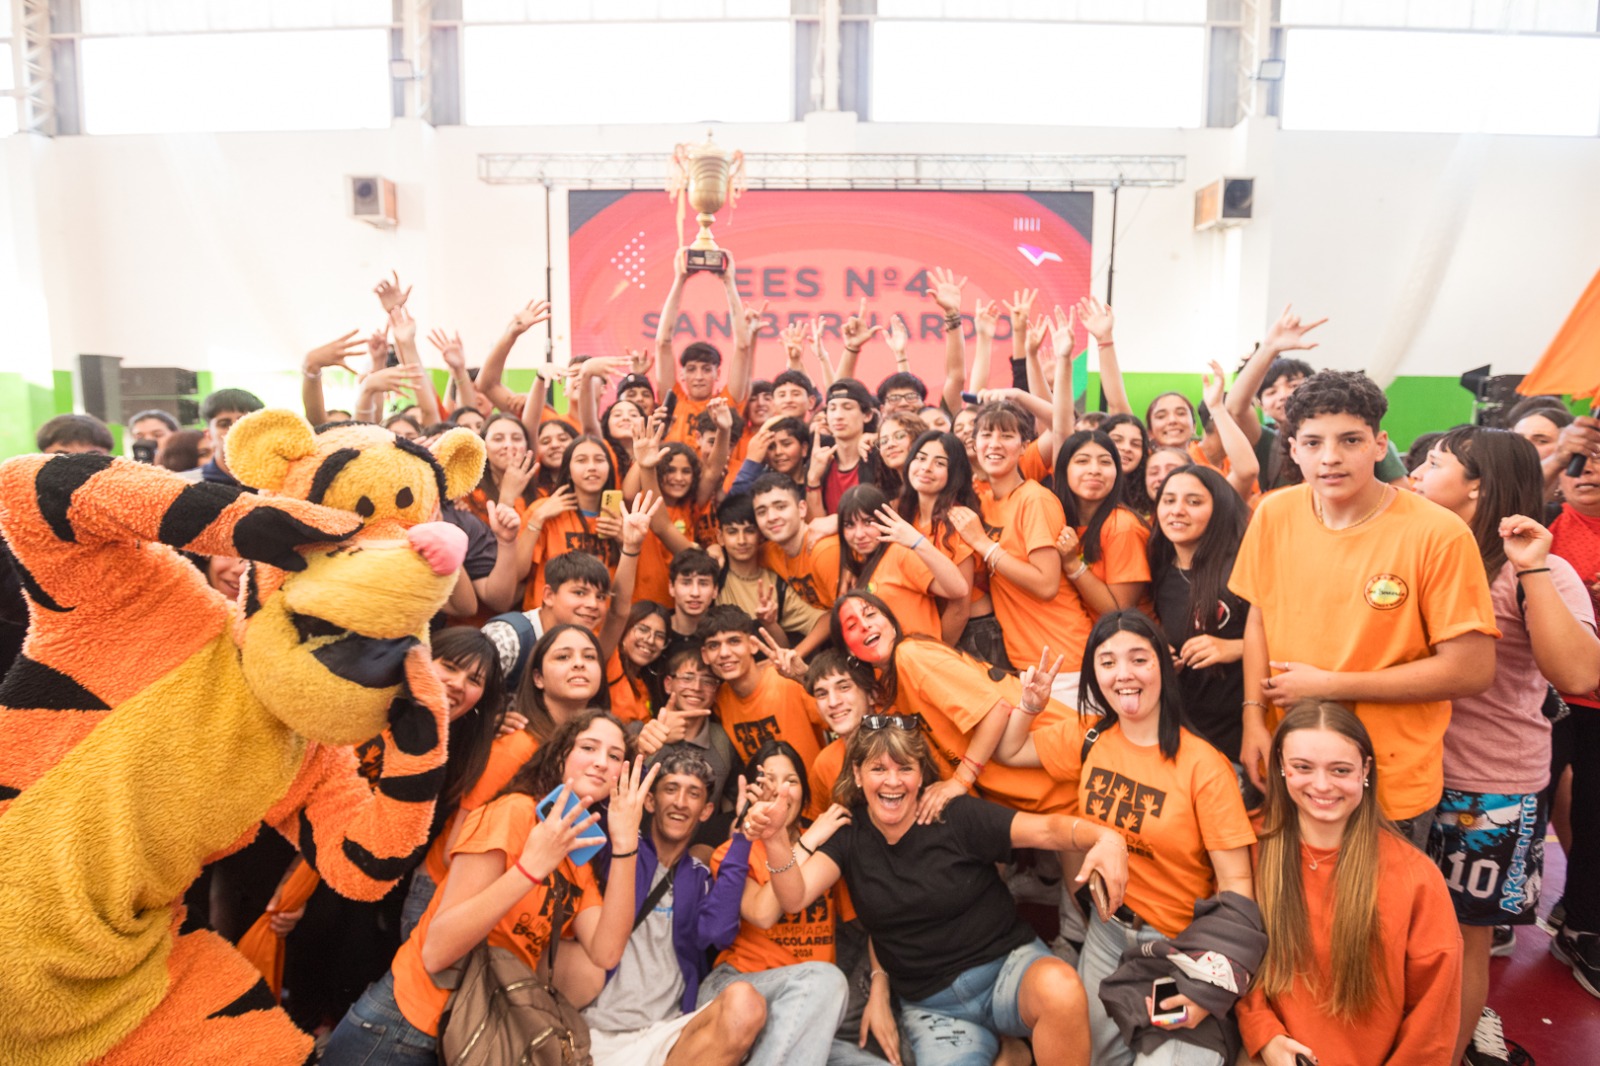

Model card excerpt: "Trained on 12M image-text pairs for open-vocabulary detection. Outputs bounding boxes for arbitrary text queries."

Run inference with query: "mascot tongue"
[1118,690,1141,714]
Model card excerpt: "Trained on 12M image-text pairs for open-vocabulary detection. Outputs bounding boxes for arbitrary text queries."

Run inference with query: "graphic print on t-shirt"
[1084,767,1166,854]
[732,715,781,758]
[509,873,574,954]
[564,528,619,567]
[782,572,821,609]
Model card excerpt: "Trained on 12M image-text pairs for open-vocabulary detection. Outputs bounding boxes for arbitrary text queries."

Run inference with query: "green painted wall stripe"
[0,369,1583,460]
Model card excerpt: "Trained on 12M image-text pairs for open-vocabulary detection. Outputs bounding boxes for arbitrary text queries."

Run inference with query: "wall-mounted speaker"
[349,175,398,228]
[1194,177,1254,230]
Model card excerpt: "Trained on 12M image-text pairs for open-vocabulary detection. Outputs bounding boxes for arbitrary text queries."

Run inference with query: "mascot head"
[224,412,486,745]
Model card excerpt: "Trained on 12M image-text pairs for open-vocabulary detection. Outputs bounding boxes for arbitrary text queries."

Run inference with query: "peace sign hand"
[752,628,808,683]
[1018,647,1065,714]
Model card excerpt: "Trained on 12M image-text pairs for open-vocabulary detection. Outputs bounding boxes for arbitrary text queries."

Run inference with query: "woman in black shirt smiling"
[750,713,1127,1066]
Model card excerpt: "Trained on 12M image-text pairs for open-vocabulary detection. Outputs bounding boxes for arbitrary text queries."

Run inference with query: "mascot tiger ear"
[432,426,487,502]
[226,410,320,492]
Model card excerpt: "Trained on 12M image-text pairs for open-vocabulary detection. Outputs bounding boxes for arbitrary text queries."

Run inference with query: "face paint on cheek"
[843,623,874,660]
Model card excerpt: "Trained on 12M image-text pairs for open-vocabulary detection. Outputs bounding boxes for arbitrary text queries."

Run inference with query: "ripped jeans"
[896,938,1053,1066]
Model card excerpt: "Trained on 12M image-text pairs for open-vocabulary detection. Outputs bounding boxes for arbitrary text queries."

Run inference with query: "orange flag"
[1520,267,1600,400]
[236,859,322,998]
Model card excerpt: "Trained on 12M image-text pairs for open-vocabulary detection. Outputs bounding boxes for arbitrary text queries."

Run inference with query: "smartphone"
[1087,869,1110,921]
[1295,1056,1316,1066]
[130,439,158,464]
[600,489,624,517]
[535,785,608,867]
[1150,978,1186,1024]
[661,389,678,425]
[818,433,836,448]
[960,390,979,405]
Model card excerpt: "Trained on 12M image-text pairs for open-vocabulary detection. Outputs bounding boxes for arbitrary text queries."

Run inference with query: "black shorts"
[1427,789,1546,926]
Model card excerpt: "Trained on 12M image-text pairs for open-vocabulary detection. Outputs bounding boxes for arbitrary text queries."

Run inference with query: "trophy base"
[685,247,728,275]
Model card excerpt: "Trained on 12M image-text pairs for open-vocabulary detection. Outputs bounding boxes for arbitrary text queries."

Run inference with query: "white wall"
[2,113,1597,412]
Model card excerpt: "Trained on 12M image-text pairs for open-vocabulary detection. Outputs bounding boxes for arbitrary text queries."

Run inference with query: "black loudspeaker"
[78,354,122,424]
[1194,178,1254,230]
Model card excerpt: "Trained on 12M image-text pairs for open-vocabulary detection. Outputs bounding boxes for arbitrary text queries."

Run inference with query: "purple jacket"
[616,832,752,1013]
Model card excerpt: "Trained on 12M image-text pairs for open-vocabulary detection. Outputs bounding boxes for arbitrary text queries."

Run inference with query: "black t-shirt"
[1151,563,1247,762]
[439,501,499,581]
[816,795,1033,1001]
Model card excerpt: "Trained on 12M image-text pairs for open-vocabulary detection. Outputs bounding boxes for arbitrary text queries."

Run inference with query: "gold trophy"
[670,132,746,275]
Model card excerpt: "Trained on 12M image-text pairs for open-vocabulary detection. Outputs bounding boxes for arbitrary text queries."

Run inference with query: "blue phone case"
[536,785,608,867]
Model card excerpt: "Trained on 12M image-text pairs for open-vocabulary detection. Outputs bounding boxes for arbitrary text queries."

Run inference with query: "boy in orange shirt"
[698,605,825,768]
[654,247,754,445]
[1229,370,1498,836]
[752,474,836,655]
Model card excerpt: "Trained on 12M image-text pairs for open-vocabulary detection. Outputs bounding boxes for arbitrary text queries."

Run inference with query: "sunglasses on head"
[860,714,924,733]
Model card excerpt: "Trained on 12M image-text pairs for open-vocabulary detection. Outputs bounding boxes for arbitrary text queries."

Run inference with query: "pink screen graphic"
[568,189,1093,391]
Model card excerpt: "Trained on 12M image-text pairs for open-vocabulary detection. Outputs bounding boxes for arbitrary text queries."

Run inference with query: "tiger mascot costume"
[0,410,485,1066]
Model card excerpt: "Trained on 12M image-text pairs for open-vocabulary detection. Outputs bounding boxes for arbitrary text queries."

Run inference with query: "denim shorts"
[319,970,438,1066]
[897,938,1054,1066]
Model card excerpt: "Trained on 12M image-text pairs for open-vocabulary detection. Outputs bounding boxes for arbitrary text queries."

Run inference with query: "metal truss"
[15,0,54,135]
[478,151,1185,190]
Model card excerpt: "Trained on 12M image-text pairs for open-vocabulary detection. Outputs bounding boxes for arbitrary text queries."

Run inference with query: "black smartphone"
[661,389,678,425]
[960,390,979,405]
[1295,1056,1316,1066]
[130,439,158,464]
[1150,978,1185,1024]
[819,433,836,447]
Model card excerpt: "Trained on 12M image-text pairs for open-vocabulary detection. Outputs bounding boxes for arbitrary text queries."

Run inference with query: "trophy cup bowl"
[674,136,742,275]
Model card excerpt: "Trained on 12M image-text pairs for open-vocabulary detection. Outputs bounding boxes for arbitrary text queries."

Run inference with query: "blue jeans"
[698,961,850,1066]
[1079,912,1225,1066]
[896,937,1053,1066]
[320,970,438,1066]
[398,869,436,942]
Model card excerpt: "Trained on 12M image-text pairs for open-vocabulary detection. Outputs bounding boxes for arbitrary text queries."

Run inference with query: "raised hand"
[625,346,652,375]
[1018,647,1065,713]
[607,757,660,855]
[1261,303,1328,355]
[872,504,921,549]
[1201,359,1228,413]
[499,452,537,504]
[706,395,734,432]
[1048,304,1077,358]
[744,420,777,466]
[365,324,390,372]
[741,791,791,842]
[361,363,425,398]
[530,484,578,524]
[507,298,552,337]
[924,267,966,317]
[807,426,836,485]
[1003,289,1038,344]
[517,783,600,881]
[620,490,663,554]
[485,499,522,545]
[780,321,808,363]
[880,314,910,359]
[428,328,468,371]
[754,579,779,631]
[974,298,1000,340]
[388,303,417,346]
[1027,314,1049,359]
[810,318,837,382]
[374,270,411,313]
[743,300,772,343]
[1075,295,1114,344]
[634,414,667,470]
[1500,513,1553,571]
[842,298,885,353]
[947,505,987,549]
[304,330,369,374]
[752,628,807,683]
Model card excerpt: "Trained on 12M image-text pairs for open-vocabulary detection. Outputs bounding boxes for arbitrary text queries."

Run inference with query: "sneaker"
[1547,898,1566,935]
[1491,926,1516,957]
[1463,1006,1510,1065]
[1550,927,1600,998]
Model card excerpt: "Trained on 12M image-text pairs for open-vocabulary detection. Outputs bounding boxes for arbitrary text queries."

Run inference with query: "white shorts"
[588,1004,708,1066]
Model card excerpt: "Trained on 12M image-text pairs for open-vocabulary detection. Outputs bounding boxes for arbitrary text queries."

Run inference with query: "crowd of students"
[23,253,1600,1066]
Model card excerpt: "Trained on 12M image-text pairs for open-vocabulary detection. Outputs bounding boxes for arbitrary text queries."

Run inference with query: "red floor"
[1487,839,1600,1064]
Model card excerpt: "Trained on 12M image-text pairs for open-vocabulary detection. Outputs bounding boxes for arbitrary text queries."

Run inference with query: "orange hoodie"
[1236,831,1462,1066]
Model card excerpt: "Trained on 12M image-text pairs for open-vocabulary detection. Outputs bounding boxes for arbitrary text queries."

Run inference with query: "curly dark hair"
[1281,370,1387,440]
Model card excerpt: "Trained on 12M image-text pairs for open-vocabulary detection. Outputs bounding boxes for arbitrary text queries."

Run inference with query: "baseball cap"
[825,378,877,412]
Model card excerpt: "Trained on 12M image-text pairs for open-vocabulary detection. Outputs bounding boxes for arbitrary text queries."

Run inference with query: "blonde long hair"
[1254,702,1396,1018]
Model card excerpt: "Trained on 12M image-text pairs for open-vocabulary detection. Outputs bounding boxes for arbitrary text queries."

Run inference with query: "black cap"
[825,378,877,412]
[615,373,656,400]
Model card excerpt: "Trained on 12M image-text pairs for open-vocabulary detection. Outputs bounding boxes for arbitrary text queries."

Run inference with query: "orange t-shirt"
[524,511,618,610]
[607,653,651,724]
[977,479,1092,668]
[711,837,839,973]
[421,726,537,882]
[715,664,825,767]
[391,794,601,1035]
[891,639,1076,814]
[858,543,940,639]
[1082,506,1156,619]
[807,738,846,819]
[1033,719,1256,937]
[916,514,982,607]
[665,383,735,445]
[1228,485,1499,820]
[634,502,693,608]
[1236,831,1462,1066]
[1019,439,1053,483]
[761,536,839,613]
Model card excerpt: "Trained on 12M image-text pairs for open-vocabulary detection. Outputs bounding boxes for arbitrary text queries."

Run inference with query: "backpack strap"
[633,866,674,932]
[1080,714,1116,763]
